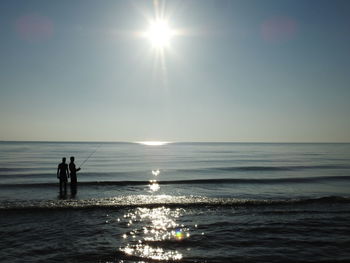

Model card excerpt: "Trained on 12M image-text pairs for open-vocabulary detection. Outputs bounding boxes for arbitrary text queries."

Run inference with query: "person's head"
[70,156,75,162]
[62,157,66,163]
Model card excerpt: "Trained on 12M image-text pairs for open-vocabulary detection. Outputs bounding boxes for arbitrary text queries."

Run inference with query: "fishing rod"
[79,144,101,169]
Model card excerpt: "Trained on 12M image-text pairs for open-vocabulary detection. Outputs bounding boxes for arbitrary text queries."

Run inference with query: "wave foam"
[1,175,349,188]
[1,195,349,211]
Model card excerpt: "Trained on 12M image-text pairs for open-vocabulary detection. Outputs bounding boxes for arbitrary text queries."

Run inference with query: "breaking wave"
[1,175,349,188]
[1,195,349,211]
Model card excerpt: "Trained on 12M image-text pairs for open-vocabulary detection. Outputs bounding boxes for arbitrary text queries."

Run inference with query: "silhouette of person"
[57,157,69,196]
[69,156,81,196]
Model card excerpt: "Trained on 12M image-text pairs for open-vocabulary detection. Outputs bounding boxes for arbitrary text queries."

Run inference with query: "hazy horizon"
[1,0,350,142]
[1,140,350,144]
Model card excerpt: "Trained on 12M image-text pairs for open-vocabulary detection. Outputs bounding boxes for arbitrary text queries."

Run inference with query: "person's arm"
[66,166,70,178]
[57,166,60,179]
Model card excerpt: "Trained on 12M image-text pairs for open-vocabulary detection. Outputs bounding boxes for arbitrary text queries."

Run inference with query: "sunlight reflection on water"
[148,169,161,192]
[119,169,190,260]
[149,180,160,192]
[119,206,188,260]
[152,169,160,176]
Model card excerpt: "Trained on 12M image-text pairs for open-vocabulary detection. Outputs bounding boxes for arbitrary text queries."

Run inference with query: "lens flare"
[175,229,184,240]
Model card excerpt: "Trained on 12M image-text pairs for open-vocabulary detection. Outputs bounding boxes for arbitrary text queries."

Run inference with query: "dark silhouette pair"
[57,157,81,196]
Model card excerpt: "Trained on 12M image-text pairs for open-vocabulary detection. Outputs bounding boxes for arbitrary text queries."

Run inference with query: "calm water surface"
[1,142,350,262]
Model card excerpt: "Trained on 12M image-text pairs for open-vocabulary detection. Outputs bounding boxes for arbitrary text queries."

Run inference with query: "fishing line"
[79,144,101,169]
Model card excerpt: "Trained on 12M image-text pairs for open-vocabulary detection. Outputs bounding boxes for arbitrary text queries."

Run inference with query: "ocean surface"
[1,141,350,262]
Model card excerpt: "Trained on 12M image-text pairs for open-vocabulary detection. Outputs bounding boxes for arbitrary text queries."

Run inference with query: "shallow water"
[1,142,350,262]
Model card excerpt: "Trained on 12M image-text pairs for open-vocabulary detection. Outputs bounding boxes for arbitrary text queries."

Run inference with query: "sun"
[145,19,175,49]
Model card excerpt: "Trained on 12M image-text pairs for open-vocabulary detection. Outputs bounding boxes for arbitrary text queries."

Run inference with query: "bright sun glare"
[145,19,174,48]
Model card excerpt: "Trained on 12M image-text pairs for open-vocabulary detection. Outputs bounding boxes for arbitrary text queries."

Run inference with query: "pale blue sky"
[1,0,350,142]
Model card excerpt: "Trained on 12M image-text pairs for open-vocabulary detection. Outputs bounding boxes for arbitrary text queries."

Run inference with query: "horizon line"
[1,140,350,144]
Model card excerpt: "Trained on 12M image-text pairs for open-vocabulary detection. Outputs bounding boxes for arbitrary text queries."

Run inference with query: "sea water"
[0,142,350,262]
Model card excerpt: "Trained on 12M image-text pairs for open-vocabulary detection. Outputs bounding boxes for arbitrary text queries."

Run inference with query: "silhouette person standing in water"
[57,157,69,196]
[69,156,81,196]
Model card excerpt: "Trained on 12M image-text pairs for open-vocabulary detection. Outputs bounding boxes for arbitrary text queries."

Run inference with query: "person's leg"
[59,179,63,196]
[63,181,67,194]
[71,178,77,196]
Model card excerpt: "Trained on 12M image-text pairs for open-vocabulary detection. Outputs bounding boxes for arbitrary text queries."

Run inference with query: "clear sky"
[1,0,350,142]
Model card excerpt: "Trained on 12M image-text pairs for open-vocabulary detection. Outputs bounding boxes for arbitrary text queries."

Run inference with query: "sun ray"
[135,0,187,89]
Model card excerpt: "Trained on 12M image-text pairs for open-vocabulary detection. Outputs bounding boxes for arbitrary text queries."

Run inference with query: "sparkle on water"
[152,169,160,176]
[119,207,189,260]
[149,180,160,192]
[149,169,161,192]
[117,169,191,260]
